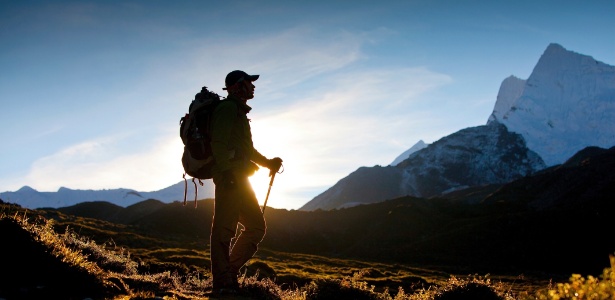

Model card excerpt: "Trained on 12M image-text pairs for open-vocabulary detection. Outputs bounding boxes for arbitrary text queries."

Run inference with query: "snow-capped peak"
[390,140,428,166]
[488,43,615,166]
[487,75,526,124]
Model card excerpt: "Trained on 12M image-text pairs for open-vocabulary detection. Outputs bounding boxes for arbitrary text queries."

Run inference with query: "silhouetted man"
[209,70,282,295]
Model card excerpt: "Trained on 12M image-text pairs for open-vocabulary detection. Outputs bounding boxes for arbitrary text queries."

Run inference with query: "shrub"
[532,255,615,300]
[303,271,384,300]
[409,275,513,300]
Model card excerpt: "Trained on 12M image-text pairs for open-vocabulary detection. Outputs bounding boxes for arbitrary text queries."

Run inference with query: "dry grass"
[1,204,613,299]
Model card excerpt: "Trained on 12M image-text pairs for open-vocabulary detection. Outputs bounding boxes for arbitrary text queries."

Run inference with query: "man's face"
[243,80,255,100]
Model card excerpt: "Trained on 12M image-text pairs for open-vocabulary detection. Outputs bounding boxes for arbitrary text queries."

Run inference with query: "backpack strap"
[191,177,198,207]
[190,177,204,208]
[196,178,204,208]
[183,173,188,206]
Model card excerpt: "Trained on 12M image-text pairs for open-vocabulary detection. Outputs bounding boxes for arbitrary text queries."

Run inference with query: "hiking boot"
[211,275,239,297]
[210,287,239,298]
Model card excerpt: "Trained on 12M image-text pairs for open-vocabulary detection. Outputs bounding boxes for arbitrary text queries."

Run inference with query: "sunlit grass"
[531,255,615,300]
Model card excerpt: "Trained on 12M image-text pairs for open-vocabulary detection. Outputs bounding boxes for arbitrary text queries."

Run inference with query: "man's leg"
[228,176,266,276]
[210,183,241,290]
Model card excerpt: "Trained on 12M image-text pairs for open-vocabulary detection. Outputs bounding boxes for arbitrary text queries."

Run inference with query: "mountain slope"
[396,123,544,196]
[272,146,615,275]
[483,146,615,210]
[301,122,544,210]
[299,165,404,211]
[38,146,615,276]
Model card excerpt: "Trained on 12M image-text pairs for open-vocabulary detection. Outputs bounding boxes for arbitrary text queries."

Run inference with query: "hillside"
[11,203,613,300]
[2,145,614,298]
[34,146,615,278]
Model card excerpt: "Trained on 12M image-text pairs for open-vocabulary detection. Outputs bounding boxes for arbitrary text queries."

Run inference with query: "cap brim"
[246,74,259,81]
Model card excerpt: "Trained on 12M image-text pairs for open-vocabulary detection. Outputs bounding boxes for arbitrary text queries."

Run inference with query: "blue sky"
[1,0,614,210]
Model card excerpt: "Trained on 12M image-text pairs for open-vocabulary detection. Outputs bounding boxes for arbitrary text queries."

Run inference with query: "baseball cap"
[224,70,259,88]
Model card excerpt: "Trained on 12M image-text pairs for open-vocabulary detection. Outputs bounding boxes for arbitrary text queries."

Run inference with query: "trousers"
[210,174,266,288]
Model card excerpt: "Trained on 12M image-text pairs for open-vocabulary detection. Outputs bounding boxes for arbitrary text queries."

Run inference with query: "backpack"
[179,86,223,207]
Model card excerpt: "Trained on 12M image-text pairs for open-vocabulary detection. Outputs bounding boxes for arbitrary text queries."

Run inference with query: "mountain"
[390,140,428,166]
[300,43,614,211]
[301,122,545,211]
[488,43,615,166]
[0,179,215,209]
[482,145,615,210]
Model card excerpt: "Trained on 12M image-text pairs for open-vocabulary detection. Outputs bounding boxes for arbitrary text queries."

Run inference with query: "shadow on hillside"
[0,217,111,299]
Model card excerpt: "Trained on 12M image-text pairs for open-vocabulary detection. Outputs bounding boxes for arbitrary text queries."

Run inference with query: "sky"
[1,1,614,210]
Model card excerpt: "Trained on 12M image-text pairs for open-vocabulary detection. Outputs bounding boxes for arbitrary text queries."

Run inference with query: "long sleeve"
[250,148,269,167]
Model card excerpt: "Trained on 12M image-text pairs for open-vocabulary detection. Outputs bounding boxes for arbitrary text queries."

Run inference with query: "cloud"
[159,26,367,97]
[24,130,184,192]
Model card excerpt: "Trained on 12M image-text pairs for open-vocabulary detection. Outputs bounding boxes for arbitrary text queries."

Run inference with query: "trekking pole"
[261,172,276,214]
[262,162,283,214]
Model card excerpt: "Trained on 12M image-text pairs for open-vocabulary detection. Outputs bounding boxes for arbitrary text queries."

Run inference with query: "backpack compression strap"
[183,173,188,206]
[182,175,203,208]
[192,177,201,208]
[182,174,203,208]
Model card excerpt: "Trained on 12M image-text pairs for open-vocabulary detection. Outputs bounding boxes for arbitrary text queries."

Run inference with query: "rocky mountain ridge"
[301,122,544,211]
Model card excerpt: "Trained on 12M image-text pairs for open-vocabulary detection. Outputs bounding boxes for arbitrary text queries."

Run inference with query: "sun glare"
[248,116,325,210]
[247,147,308,210]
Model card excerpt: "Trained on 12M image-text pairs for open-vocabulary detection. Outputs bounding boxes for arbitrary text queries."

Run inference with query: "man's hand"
[266,157,283,177]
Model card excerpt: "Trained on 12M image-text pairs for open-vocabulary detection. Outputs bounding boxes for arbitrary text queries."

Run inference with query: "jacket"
[210,95,268,178]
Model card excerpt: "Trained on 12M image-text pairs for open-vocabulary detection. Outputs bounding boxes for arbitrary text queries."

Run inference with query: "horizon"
[1,1,614,210]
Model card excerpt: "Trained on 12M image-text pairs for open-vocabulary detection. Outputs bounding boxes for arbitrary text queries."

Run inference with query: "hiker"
[209,70,282,294]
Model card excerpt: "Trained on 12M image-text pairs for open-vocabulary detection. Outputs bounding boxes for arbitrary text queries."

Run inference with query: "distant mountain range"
[300,43,615,211]
[0,179,214,209]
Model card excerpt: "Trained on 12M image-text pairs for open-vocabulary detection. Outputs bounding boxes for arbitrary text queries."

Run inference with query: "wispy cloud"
[249,66,452,208]
[24,130,184,192]
[170,26,366,97]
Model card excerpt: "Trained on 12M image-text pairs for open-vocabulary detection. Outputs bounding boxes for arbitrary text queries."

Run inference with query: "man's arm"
[250,149,269,167]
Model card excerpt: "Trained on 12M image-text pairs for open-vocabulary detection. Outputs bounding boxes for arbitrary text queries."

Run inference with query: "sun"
[247,109,334,210]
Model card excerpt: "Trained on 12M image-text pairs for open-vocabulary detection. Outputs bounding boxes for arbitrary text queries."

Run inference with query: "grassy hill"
[40,147,615,278]
[1,146,613,298]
